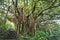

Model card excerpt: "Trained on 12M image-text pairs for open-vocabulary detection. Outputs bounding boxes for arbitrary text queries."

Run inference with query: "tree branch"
[26,0,40,18]
[12,0,20,18]
[27,2,36,18]
[35,0,60,20]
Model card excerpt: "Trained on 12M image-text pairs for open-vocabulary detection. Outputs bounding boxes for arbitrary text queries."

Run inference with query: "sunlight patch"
[5,20,15,30]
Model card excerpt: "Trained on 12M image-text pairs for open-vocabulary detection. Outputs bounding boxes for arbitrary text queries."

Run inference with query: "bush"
[28,24,60,40]
[0,26,8,39]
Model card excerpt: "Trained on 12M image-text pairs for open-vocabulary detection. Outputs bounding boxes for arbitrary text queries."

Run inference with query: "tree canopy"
[0,0,60,40]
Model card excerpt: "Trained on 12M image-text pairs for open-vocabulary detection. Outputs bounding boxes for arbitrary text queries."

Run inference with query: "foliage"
[5,20,16,30]
[28,23,60,40]
[0,0,60,40]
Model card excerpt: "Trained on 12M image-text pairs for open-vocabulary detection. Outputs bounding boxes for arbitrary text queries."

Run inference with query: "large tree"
[0,0,60,36]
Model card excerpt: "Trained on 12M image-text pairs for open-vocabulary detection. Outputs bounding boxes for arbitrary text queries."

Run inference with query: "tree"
[0,0,60,36]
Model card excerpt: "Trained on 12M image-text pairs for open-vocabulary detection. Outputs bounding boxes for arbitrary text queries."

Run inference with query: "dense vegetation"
[0,0,60,40]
